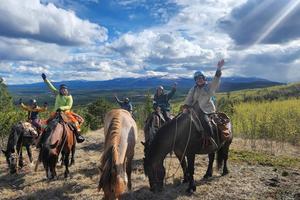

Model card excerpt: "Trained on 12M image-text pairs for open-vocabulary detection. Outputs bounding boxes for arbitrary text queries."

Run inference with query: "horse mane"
[99,110,122,190]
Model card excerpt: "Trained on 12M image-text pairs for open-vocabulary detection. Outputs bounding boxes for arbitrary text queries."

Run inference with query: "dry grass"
[1,129,300,200]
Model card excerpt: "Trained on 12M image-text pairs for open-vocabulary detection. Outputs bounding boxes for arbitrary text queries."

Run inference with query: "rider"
[153,83,177,121]
[41,73,85,143]
[19,98,47,134]
[114,94,133,114]
[182,59,225,145]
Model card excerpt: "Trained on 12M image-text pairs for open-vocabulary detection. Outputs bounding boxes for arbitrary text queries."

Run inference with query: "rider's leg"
[65,111,85,143]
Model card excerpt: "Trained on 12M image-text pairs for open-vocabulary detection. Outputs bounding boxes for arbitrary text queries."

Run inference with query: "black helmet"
[59,84,68,89]
[29,99,37,105]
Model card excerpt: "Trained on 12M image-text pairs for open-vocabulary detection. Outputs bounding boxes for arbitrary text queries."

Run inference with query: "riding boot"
[74,130,85,143]
[70,124,85,143]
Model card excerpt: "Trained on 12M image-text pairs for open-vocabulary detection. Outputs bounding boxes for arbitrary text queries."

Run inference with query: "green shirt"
[44,79,73,111]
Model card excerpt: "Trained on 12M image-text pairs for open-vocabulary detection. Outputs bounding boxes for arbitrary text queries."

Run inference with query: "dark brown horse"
[2,122,36,174]
[143,111,189,183]
[143,103,233,193]
[39,113,76,179]
[98,109,138,200]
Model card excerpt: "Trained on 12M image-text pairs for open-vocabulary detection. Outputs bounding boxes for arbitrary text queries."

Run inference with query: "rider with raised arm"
[41,73,85,143]
[153,83,177,122]
[182,59,225,148]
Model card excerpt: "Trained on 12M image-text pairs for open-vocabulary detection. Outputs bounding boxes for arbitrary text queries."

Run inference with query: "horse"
[98,109,138,200]
[143,103,233,193]
[2,122,37,174]
[143,111,189,183]
[39,112,76,179]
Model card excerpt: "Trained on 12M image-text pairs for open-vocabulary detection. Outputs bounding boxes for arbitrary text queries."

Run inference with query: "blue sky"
[0,0,300,84]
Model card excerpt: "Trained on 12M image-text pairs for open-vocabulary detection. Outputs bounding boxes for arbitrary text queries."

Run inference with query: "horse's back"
[104,109,137,163]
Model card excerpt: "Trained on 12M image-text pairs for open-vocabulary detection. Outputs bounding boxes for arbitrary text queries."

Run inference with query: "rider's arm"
[114,96,123,106]
[167,87,176,100]
[59,95,73,111]
[44,79,58,95]
[183,86,195,106]
[208,69,221,96]
[129,103,133,112]
[20,103,30,111]
[32,106,47,112]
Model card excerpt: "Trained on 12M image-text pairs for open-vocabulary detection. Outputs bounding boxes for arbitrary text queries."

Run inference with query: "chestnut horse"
[98,109,138,200]
[39,112,76,179]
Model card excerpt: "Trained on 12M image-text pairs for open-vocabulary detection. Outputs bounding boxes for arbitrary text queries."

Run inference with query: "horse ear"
[141,141,145,146]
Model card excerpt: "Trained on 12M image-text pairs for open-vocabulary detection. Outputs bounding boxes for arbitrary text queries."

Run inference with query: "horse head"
[2,149,17,174]
[99,147,127,200]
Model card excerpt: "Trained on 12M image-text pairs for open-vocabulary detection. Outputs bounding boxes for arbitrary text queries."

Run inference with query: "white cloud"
[0,0,107,45]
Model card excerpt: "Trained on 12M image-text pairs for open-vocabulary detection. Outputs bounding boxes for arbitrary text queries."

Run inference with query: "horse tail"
[98,146,114,191]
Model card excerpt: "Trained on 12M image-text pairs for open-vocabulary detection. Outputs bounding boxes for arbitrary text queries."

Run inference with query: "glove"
[41,73,46,80]
[56,108,62,113]
[18,98,22,105]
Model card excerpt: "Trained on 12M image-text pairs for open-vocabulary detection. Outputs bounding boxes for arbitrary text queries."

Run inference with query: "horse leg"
[70,143,75,166]
[60,151,65,167]
[17,144,24,169]
[126,155,133,190]
[25,144,33,164]
[174,151,188,183]
[220,144,230,176]
[64,151,70,178]
[203,153,215,179]
[186,153,196,194]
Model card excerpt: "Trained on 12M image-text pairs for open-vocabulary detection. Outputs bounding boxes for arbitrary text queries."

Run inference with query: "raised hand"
[41,73,46,80]
[173,82,177,89]
[217,59,225,69]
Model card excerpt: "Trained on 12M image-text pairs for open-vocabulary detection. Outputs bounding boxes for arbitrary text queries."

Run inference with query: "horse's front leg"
[203,153,215,179]
[174,151,188,183]
[64,151,70,178]
[186,153,196,194]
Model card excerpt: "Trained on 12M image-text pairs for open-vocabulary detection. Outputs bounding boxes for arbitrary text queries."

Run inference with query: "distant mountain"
[8,76,282,92]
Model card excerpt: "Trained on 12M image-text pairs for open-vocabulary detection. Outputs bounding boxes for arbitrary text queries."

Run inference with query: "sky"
[0,0,300,84]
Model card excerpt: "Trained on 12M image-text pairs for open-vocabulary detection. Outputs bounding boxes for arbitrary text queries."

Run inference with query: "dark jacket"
[115,97,133,112]
[153,88,176,112]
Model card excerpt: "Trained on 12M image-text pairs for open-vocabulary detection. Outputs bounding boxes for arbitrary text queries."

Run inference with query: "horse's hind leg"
[17,144,24,168]
[70,144,75,166]
[186,153,196,194]
[25,145,33,164]
[126,155,133,190]
[64,151,70,178]
[203,153,215,179]
[220,144,230,176]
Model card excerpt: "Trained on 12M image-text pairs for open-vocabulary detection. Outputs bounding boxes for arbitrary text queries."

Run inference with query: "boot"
[73,127,85,143]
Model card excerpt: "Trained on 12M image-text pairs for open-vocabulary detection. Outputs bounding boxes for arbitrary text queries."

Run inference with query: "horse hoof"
[182,179,188,184]
[185,188,195,195]
[203,174,212,179]
[222,171,229,176]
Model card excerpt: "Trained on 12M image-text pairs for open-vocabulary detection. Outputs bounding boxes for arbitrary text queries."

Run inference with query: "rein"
[164,113,193,181]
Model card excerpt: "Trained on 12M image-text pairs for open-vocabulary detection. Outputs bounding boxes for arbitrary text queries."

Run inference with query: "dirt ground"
[0,129,299,200]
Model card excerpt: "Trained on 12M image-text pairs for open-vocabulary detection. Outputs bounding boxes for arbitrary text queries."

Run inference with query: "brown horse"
[98,109,138,200]
[39,112,76,179]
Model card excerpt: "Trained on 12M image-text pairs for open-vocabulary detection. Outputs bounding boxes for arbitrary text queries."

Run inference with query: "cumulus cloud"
[0,0,108,46]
